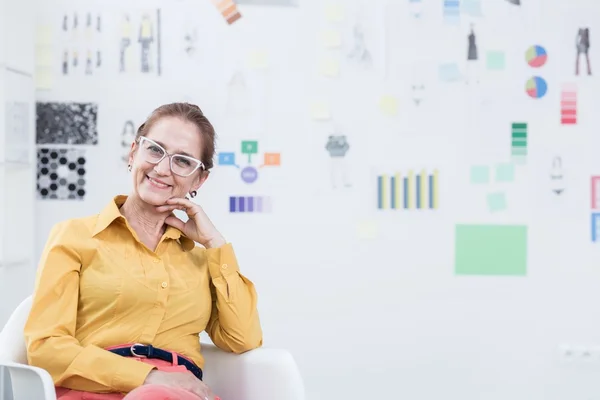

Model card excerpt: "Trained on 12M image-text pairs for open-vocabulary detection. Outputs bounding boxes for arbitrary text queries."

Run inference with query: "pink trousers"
[55,347,216,400]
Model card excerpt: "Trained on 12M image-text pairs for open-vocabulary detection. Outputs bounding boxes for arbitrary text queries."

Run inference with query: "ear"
[128,141,137,167]
[191,170,210,193]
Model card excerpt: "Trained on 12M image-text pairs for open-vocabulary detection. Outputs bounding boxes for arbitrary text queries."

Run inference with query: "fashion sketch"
[121,120,136,162]
[466,24,479,84]
[504,0,520,4]
[325,133,351,189]
[119,14,132,72]
[576,28,591,76]
[139,13,155,73]
[347,23,372,67]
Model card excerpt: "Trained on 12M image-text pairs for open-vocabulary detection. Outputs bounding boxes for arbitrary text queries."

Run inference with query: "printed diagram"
[377,169,439,210]
[217,140,281,184]
[591,176,600,242]
[575,28,591,76]
[61,12,102,76]
[549,157,565,195]
[119,11,162,75]
[36,102,98,145]
[325,134,351,189]
[37,148,87,200]
[229,196,272,213]
[121,120,136,162]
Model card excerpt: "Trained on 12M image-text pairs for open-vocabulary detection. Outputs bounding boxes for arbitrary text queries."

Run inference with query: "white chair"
[0,296,305,400]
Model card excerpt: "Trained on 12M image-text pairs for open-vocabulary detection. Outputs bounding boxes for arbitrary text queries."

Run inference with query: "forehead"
[145,117,203,159]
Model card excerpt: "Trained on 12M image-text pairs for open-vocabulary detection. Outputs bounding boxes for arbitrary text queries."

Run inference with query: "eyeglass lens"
[140,138,200,176]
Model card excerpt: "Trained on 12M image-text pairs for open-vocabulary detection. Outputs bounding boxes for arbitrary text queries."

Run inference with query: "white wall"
[16,0,600,399]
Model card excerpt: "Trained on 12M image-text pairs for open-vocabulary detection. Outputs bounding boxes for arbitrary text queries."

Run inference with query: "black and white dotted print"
[36,102,98,145]
[37,148,87,200]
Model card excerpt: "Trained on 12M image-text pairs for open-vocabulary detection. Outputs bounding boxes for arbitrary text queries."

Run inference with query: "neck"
[120,194,168,239]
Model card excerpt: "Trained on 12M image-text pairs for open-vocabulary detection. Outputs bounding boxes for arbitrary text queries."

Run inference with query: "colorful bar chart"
[377,170,439,210]
[511,122,527,163]
[443,0,460,23]
[592,213,600,242]
[591,176,600,209]
[229,196,272,213]
[560,83,577,125]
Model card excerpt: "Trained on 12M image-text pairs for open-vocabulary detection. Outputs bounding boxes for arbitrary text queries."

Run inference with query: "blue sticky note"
[487,192,507,212]
[495,163,515,182]
[218,152,236,166]
[439,63,461,82]
[470,165,490,184]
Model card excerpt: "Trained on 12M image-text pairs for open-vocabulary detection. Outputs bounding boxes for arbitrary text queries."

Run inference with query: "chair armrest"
[0,361,57,400]
[201,343,304,400]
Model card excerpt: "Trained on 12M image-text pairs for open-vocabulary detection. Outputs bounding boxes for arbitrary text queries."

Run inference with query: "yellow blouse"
[23,195,263,394]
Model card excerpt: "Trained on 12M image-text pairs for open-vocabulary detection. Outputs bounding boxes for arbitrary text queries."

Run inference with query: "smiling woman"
[23,103,263,400]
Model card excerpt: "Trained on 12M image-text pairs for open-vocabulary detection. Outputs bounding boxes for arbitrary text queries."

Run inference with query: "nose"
[154,156,171,176]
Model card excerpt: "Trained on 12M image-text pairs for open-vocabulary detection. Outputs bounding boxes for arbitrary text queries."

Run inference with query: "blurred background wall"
[2,0,600,399]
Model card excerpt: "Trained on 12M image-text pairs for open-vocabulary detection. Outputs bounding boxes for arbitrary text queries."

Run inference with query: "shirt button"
[161,282,168,288]
[221,263,228,270]
[153,258,160,263]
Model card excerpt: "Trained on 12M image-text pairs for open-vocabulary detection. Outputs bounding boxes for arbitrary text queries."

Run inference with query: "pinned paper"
[470,165,490,184]
[486,192,507,212]
[378,95,398,116]
[310,102,331,121]
[319,58,340,77]
[486,51,506,70]
[35,68,54,90]
[247,51,268,69]
[321,30,342,48]
[212,0,242,25]
[324,3,344,22]
[495,163,515,182]
[356,220,378,239]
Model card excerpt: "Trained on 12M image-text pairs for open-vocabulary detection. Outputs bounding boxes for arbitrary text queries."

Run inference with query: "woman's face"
[128,116,208,206]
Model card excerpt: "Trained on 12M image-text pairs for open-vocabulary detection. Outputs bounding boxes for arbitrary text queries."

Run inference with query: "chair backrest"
[0,295,33,364]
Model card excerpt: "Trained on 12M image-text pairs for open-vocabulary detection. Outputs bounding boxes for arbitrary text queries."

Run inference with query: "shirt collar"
[92,195,195,251]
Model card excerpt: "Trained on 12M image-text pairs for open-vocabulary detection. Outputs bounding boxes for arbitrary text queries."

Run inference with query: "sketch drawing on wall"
[119,10,162,75]
[550,156,565,195]
[37,148,87,200]
[412,83,425,105]
[576,28,591,76]
[465,24,480,84]
[61,12,102,76]
[36,102,98,145]
[504,0,520,4]
[408,0,423,18]
[325,133,351,189]
[121,120,136,163]
[347,23,372,67]
[184,26,198,56]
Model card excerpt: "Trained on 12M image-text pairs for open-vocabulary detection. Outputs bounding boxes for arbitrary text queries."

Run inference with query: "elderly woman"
[24,103,263,400]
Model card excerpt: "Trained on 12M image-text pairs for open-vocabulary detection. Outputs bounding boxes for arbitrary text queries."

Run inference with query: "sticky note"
[319,58,340,77]
[324,3,344,22]
[495,163,514,182]
[321,30,342,48]
[438,63,461,82]
[36,46,54,67]
[35,68,54,90]
[35,25,54,45]
[310,102,331,121]
[461,0,483,16]
[379,95,398,116]
[486,192,507,212]
[263,152,281,166]
[486,51,506,70]
[357,220,378,239]
[247,51,268,69]
[454,224,527,276]
[470,165,489,184]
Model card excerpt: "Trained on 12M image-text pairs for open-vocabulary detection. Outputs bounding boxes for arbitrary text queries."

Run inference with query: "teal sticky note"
[486,51,505,70]
[486,192,507,212]
[455,224,527,276]
[495,163,515,182]
[470,165,490,184]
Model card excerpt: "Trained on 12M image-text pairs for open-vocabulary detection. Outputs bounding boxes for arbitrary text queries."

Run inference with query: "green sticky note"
[495,163,515,182]
[486,51,505,70]
[470,165,490,184]
[486,192,507,212]
[455,224,527,276]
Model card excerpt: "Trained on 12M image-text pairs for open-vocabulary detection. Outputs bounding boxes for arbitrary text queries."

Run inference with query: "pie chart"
[525,76,548,99]
[526,45,548,68]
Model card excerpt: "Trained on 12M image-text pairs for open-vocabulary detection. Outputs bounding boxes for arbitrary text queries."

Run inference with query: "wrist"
[205,235,226,248]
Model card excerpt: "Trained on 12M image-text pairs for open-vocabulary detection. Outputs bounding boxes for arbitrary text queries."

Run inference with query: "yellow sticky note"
[379,95,398,116]
[35,68,54,90]
[247,51,268,69]
[36,46,54,67]
[35,25,54,45]
[321,30,342,48]
[357,220,378,239]
[310,102,331,121]
[319,58,340,77]
[324,3,344,22]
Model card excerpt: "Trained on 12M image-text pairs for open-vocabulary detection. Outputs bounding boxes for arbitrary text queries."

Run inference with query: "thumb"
[165,215,185,231]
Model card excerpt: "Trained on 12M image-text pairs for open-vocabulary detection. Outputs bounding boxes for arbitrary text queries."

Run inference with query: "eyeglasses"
[137,136,205,177]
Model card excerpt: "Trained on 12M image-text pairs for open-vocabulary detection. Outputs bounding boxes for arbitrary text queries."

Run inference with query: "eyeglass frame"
[136,136,205,177]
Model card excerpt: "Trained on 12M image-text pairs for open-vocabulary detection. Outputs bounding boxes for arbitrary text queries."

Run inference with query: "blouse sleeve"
[24,221,155,393]
[204,243,263,353]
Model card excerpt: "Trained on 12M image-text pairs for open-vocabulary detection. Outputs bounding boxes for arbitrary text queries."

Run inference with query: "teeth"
[148,176,168,188]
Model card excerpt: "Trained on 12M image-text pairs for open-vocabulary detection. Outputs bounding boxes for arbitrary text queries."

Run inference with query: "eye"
[174,156,192,167]
[148,145,163,154]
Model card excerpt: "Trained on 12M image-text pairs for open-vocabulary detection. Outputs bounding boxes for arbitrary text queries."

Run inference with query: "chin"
[136,178,173,205]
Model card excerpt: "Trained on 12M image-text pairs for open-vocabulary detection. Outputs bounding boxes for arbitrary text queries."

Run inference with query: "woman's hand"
[143,370,218,399]
[157,197,226,248]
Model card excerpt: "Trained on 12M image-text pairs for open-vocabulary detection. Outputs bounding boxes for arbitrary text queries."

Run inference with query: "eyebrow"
[152,139,199,159]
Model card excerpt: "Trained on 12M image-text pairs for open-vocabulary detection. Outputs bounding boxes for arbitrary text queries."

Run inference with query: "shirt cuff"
[111,358,156,393]
[206,242,240,280]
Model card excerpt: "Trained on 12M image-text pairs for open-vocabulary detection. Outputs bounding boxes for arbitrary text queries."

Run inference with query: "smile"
[146,175,171,189]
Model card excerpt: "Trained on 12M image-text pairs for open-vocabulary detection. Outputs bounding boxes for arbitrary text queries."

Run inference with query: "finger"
[165,215,185,231]
[166,197,197,209]
[155,204,179,213]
